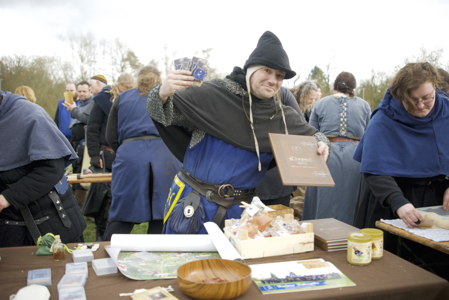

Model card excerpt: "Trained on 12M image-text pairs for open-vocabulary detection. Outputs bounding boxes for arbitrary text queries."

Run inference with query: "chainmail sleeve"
[146,84,206,148]
[313,131,332,163]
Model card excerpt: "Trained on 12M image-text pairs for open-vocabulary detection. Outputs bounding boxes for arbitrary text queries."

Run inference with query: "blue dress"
[109,89,181,222]
[302,94,371,225]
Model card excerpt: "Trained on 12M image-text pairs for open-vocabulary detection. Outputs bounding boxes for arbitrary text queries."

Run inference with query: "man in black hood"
[147,31,330,234]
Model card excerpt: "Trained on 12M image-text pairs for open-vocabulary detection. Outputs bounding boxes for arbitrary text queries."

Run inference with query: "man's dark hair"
[77,80,89,88]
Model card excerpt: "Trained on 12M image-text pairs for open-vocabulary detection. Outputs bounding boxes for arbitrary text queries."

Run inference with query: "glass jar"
[361,228,383,260]
[347,232,372,266]
[52,235,65,261]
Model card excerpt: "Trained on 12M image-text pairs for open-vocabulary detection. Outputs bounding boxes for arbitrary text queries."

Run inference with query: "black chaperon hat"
[243,31,296,79]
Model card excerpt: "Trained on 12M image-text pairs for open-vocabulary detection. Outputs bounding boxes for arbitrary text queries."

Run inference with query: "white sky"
[1,0,448,87]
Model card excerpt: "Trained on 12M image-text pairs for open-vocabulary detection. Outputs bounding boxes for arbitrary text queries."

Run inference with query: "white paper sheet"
[204,222,244,262]
[110,234,217,252]
[381,219,449,242]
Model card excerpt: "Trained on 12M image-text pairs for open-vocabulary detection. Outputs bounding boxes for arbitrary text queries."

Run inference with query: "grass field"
[83,217,149,242]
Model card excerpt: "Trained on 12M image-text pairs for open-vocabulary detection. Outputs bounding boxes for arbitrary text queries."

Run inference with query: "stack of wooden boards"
[306,218,359,251]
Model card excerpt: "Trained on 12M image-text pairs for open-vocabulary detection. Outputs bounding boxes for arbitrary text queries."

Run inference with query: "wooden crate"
[267,204,294,218]
[224,222,314,259]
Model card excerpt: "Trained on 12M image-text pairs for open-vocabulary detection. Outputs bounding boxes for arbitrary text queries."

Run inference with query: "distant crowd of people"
[1,31,449,280]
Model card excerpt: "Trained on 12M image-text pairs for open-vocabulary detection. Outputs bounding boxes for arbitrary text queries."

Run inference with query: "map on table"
[117,251,221,280]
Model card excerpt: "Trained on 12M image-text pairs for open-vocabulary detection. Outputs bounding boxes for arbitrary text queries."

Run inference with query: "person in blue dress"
[303,72,371,225]
[146,31,331,234]
[103,66,181,240]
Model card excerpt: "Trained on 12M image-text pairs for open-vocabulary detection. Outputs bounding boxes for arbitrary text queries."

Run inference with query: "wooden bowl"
[177,259,252,300]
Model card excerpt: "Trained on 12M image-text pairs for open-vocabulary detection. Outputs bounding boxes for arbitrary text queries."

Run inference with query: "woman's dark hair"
[437,68,449,91]
[334,72,356,97]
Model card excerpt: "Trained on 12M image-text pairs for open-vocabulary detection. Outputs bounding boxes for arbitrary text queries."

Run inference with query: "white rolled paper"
[204,222,244,262]
[110,234,217,252]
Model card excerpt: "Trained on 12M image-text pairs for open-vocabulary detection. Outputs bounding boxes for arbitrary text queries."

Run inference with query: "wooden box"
[224,222,314,259]
[267,204,294,218]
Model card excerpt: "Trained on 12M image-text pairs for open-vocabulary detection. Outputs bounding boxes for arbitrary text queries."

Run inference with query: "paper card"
[192,60,208,86]
[181,57,191,70]
[173,58,183,70]
[132,286,179,300]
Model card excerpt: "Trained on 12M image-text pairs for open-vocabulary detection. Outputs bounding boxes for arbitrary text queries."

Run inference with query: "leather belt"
[328,137,359,142]
[48,190,72,228]
[121,135,161,145]
[177,168,256,227]
[2,216,50,226]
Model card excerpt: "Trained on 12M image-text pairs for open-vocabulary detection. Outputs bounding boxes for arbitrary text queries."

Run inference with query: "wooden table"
[1,241,448,300]
[376,220,449,255]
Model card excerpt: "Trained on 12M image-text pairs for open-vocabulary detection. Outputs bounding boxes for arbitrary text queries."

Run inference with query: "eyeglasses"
[411,97,434,106]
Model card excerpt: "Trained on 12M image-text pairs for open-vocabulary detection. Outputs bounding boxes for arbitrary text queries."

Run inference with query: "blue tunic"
[302,94,371,225]
[163,134,272,234]
[109,89,181,222]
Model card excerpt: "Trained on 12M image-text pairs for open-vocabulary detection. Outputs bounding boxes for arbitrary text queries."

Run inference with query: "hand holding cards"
[174,56,210,86]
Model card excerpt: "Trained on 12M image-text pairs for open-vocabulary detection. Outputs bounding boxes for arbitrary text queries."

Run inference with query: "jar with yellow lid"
[347,232,372,266]
[360,228,383,260]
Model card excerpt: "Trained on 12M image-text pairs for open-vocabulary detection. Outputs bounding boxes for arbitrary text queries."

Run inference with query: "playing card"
[192,60,209,86]
[190,56,200,72]
[174,58,183,70]
[181,57,191,70]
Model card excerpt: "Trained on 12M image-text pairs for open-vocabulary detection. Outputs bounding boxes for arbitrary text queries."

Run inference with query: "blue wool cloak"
[353,89,449,178]
[0,92,77,171]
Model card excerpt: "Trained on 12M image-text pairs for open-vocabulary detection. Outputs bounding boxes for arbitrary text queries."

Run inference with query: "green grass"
[82,217,149,242]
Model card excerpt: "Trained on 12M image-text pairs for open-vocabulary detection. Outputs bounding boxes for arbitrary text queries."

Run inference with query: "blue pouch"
[169,192,205,234]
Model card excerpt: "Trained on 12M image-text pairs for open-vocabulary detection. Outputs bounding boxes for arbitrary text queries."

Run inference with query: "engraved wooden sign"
[268,133,335,187]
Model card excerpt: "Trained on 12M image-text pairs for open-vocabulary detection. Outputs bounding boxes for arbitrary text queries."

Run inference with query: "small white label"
[276,230,291,236]
[246,206,260,217]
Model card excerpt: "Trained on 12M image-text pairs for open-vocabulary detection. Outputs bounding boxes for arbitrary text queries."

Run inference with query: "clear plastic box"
[92,258,117,276]
[27,268,51,286]
[66,262,88,277]
[72,249,94,263]
[59,287,87,300]
[57,274,87,292]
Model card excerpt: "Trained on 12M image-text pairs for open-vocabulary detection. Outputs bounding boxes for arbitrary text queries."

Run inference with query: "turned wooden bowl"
[177,259,252,300]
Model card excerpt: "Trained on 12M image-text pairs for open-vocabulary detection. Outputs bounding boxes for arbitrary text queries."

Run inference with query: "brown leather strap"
[328,137,359,142]
[177,168,255,227]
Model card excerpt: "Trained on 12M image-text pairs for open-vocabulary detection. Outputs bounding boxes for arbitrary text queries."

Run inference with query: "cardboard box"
[267,204,294,218]
[224,222,314,259]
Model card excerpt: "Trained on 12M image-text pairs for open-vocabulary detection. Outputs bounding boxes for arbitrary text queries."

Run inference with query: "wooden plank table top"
[66,173,112,184]
[376,220,449,255]
[1,241,448,300]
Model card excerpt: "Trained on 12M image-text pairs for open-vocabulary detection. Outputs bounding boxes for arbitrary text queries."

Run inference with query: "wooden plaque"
[269,133,335,187]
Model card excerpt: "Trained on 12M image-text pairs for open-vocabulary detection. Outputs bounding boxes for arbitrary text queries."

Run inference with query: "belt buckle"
[218,184,234,198]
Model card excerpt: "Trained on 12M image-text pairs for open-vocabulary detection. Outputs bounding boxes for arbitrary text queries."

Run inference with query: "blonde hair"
[111,73,135,102]
[290,80,318,113]
[15,86,36,103]
[137,66,161,96]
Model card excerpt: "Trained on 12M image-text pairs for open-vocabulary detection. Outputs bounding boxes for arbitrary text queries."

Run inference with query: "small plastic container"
[59,287,87,300]
[27,268,52,286]
[57,274,87,292]
[92,258,117,276]
[66,262,88,277]
[72,249,94,263]
[361,228,384,260]
[347,232,372,266]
